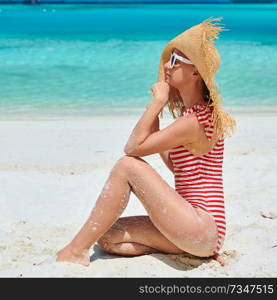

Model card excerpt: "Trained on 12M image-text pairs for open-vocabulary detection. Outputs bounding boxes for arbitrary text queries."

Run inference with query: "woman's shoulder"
[182,126,224,157]
[182,136,224,156]
[182,103,214,138]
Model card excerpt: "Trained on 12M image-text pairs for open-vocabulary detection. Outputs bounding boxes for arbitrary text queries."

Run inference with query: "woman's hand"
[150,81,170,106]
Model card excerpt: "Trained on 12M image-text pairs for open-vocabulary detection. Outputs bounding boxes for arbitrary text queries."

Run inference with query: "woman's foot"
[56,246,91,267]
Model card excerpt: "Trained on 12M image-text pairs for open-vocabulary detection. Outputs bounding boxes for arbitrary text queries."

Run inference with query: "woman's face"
[164,48,195,89]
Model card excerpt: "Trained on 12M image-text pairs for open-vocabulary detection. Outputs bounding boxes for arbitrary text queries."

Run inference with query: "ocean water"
[0,3,276,118]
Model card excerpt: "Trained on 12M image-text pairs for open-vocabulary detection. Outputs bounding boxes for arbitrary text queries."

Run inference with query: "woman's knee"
[117,155,148,168]
[112,155,132,172]
[109,156,131,178]
[112,155,148,178]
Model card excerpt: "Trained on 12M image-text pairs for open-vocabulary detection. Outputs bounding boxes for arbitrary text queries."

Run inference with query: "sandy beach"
[0,110,276,277]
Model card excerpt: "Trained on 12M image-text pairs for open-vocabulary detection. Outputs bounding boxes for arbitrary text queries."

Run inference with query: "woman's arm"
[124,104,174,173]
[124,101,163,154]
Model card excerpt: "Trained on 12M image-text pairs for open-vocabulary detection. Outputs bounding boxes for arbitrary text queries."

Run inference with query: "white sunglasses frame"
[169,52,194,69]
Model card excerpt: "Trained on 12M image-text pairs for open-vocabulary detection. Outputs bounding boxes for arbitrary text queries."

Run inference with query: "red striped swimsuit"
[168,103,226,253]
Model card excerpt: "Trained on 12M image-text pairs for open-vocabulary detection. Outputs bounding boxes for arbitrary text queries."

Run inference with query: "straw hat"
[157,17,236,140]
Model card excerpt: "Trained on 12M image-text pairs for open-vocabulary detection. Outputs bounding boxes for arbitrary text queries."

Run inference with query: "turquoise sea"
[0,3,276,118]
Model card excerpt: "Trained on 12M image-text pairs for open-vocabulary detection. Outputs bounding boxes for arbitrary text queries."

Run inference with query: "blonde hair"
[159,79,237,140]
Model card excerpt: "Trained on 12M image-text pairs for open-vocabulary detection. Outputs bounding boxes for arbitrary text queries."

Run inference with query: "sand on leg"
[53,155,219,266]
[96,215,186,256]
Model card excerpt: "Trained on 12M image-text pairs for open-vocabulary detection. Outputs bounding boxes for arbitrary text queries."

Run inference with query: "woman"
[41,17,236,267]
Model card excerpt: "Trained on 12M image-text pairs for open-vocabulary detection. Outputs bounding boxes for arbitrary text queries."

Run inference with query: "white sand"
[0,110,276,277]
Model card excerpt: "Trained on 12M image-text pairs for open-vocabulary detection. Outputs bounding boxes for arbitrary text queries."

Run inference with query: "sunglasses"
[169,51,194,68]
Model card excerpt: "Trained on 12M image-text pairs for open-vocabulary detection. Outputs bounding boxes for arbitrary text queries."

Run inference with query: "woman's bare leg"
[56,156,134,266]
[55,155,219,266]
[96,215,225,265]
[96,215,186,256]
